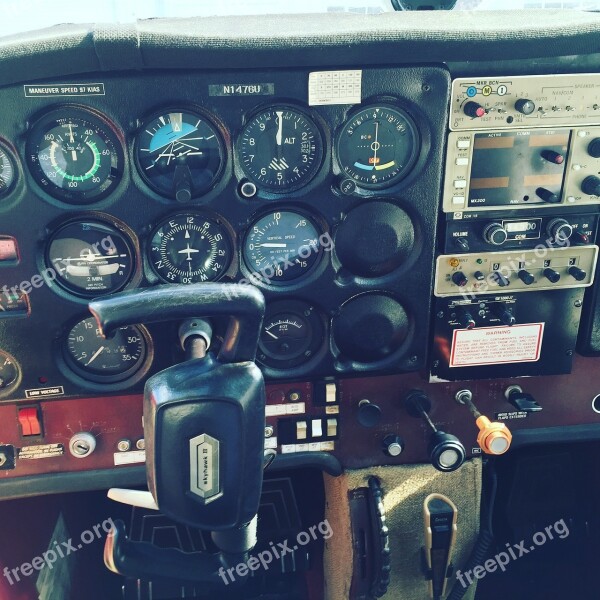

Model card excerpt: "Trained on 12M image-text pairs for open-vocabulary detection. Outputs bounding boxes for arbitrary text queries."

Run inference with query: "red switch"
[18,408,41,436]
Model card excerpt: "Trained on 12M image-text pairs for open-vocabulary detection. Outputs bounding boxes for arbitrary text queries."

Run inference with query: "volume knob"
[547,218,573,243]
[581,175,600,196]
[515,98,536,115]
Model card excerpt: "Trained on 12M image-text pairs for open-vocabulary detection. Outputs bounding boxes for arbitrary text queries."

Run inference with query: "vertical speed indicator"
[237,106,323,193]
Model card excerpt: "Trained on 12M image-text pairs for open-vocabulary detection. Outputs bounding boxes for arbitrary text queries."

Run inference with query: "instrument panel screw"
[574,300,582,307]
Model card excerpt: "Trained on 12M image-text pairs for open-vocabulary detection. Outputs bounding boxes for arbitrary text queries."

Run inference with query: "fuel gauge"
[257,300,325,370]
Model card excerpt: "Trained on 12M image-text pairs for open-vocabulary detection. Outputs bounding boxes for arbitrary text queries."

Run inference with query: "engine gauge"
[65,317,150,383]
[257,300,326,370]
[46,220,136,297]
[336,105,419,189]
[135,109,225,201]
[242,210,323,284]
[148,213,233,284]
[237,106,322,193]
[26,107,124,203]
[0,350,19,391]
[0,144,16,198]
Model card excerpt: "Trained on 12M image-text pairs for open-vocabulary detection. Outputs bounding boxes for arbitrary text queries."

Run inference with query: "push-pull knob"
[357,399,382,428]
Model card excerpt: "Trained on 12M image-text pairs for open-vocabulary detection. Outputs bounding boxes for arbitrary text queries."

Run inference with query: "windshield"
[1,0,596,38]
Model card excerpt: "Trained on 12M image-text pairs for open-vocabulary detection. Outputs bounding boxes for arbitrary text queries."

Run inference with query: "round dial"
[238,106,322,192]
[46,220,136,297]
[65,317,149,383]
[148,213,233,284]
[135,110,225,201]
[0,350,19,391]
[336,105,419,189]
[0,144,16,198]
[258,300,325,370]
[26,107,124,203]
[243,210,323,284]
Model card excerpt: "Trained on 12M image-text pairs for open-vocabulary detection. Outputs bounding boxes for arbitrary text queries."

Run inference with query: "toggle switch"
[504,385,542,412]
[311,419,323,438]
[18,407,41,437]
[296,421,308,441]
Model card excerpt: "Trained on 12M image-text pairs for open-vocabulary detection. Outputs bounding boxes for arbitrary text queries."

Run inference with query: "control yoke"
[90,283,266,585]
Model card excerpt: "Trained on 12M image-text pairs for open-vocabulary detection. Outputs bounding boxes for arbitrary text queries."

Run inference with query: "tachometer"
[237,106,322,193]
[148,213,233,284]
[336,105,419,189]
[26,107,124,203]
[135,109,225,201]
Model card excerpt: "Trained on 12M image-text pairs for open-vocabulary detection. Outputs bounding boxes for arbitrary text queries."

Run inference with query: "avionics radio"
[443,126,600,213]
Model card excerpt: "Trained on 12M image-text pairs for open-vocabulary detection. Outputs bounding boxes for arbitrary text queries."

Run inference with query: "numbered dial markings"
[0,350,19,390]
[0,145,16,197]
[46,220,136,297]
[238,107,322,192]
[65,317,148,383]
[337,105,419,189]
[136,110,225,201]
[243,211,322,284]
[26,108,123,203]
[149,214,233,284]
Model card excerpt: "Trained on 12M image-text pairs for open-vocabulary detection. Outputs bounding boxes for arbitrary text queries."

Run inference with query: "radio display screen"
[468,129,570,207]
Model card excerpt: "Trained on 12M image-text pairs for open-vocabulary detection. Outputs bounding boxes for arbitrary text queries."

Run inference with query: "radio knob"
[581,175,600,196]
[451,271,468,287]
[463,101,486,118]
[536,187,560,203]
[543,268,561,283]
[547,218,573,243]
[514,98,536,115]
[541,149,564,165]
[568,266,587,281]
[587,138,600,158]
[483,222,508,246]
[518,270,535,285]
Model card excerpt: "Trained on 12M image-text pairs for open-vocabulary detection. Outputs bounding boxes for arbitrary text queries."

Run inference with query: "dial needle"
[86,346,105,366]
[276,111,283,146]
[68,123,75,143]
[265,330,279,340]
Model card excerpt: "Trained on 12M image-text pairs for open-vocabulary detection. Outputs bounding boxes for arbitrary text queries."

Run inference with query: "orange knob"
[475,416,512,455]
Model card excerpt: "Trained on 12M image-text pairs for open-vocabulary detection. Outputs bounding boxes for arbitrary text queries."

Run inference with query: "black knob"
[174,165,193,204]
[581,175,600,197]
[568,266,587,281]
[451,271,468,287]
[536,187,560,203]
[491,271,510,287]
[543,268,561,283]
[540,149,565,165]
[463,101,486,118]
[547,218,573,243]
[518,270,535,285]
[491,303,516,326]
[587,138,600,158]
[515,98,536,115]
[483,223,508,246]
[454,237,470,251]
[382,434,404,457]
[357,400,382,428]
[455,307,476,329]
[428,431,466,472]
[404,389,432,418]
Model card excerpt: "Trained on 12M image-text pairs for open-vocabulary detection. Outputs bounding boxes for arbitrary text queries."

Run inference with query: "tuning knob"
[518,270,535,285]
[492,271,510,287]
[451,271,468,287]
[483,223,508,246]
[581,175,600,196]
[547,218,573,243]
[543,268,561,283]
[463,101,486,118]
[357,399,382,428]
[587,138,600,158]
[382,434,404,457]
[536,187,560,203]
[514,98,536,115]
[568,266,587,281]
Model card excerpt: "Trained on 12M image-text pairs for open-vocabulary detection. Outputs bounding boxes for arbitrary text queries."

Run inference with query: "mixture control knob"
[357,399,382,428]
[568,265,587,281]
[518,270,535,285]
[541,149,564,165]
[463,101,486,118]
[451,271,468,287]
[69,432,96,458]
[514,98,536,115]
[382,434,404,457]
[536,187,560,203]
[547,218,573,243]
[483,222,508,246]
[491,303,516,326]
[581,175,600,196]
[587,138,600,158]
[543,268,561,283]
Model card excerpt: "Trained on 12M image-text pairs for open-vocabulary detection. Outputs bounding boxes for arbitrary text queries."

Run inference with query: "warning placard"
[450,323,544,367]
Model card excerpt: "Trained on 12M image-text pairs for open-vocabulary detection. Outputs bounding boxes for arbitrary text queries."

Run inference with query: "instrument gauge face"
[65,317,149,383]
[135,110,225,201]
[242,210,323,284]
[46,220,136,297]
[26,107,124,203]
[238,106,323,192]
[336,105,419,189]
[0,144,17,198]
[148,213,233,284]
[0,350,19,391]
[257,300,325,370]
